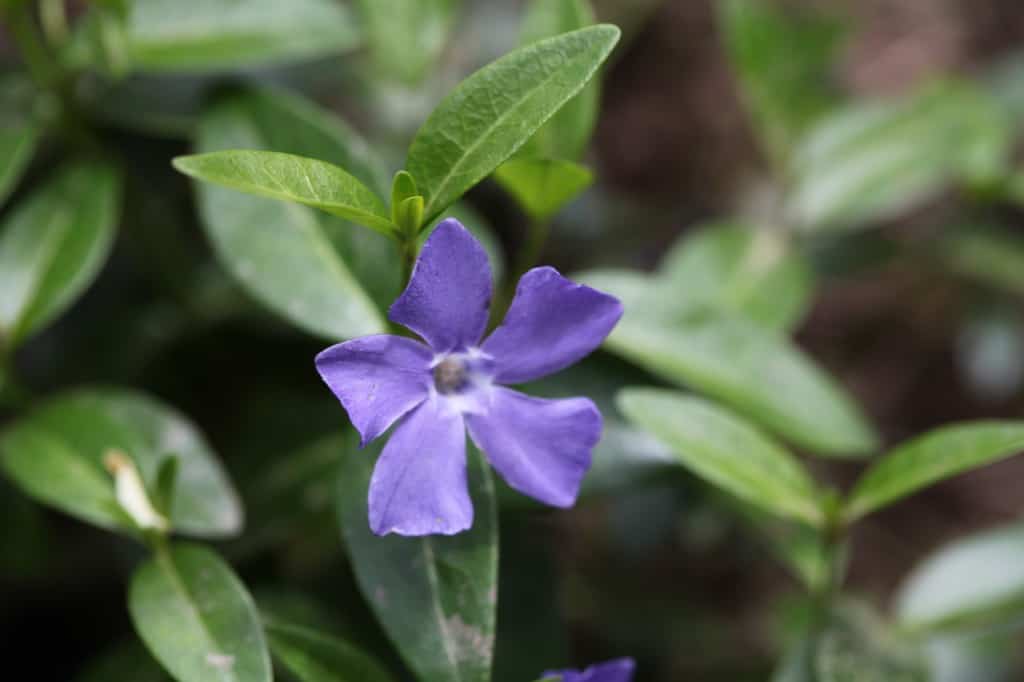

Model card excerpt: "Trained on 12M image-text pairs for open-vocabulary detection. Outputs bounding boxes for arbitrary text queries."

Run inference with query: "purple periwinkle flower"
[544,657,636,682]
[316,218,622,536]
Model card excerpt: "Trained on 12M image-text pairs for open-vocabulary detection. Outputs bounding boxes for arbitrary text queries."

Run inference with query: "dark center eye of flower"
[433,357,468,394]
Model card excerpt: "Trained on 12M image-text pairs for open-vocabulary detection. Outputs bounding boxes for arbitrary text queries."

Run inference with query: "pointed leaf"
[574,272,877,457]
[0,122,36,205]
[124,0,360,73]
[265,621,396,682]
[338,435,498,682]
[129,543,271,682]
[618,388,823,525]
[174,150,393,235]
[896,522,1024,633]
[356,0,460,84]
[1,388,242,538]
[718,0,843,161]
[190,89,394,340]
[846,422,1024,521]
[518,0,600,160]
[0,160,120,348]
[494,158,593,221]
[407,24,620,223]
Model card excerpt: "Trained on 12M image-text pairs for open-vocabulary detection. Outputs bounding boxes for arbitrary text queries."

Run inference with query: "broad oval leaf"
[338,435,498,682]
[1,387,242,537]
[0,122,36,205]
[573,271,877,457]
[265,621,396,682]
[846,422,1024,521]
[129,543,271,682]
[617,388,823,526]
[356,0,460,85]
[493,158,593,221]
[789,81,1011,232]
[124,0,360,73]
[518,0,600,161]
[0,160,120,348]
[190,89,394,340]
[896,522,1024,633]
[173,150,393,235]
[407,24,620,224]
[658,223,814,331]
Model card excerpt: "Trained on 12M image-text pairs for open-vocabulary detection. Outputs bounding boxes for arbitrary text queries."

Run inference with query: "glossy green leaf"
[896,522,1024,632]
[124,0,360,73]
[356,0,459,84]
[0,161,120,348]
[1,388,242,537]
[494,159,593,221]
[407,24,620,224]
[518,0,600,160]
[130,543,271,682]
[789,81,1012,231]
[174,151,393,235]
[658,224,814,331]
[265,621,396,682]
[718,0,843,161]
[338,435,498,682]
[0,123,36,205]
[575,270,877,456]
[618,388,823,525]
[191,89,394,340]
[846,422,1024,521]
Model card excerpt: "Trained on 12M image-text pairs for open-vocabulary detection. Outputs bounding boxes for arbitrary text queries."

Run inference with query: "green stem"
[811,495,848,631]
[8,4,60,88]
[399,235,418,288]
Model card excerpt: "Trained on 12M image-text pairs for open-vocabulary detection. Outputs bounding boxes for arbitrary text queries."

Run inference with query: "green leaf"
[390,170,419,223]
[658,223,814,331]
[896,522,1024,632]
[265,621,396,682]
[174,151,394,235]
[123,0,360,73]
[356,0,460,85]
[617,388,823,525]
[718,0,843,161]
[154,456,180,517]
[518,0,600,160]
[493,158,593,221]
[938,224,1024,296]
[575,271,877,456]
[129,543,271,682]
[407,24,620,224]
[789,81,1012,232]
[191,88,394,340]
[0,160,120,348]
[337,436,498,682]
[1,388,242,537]
[815,604,927,682]
[846,422,1024,521]
[0,123,36,205]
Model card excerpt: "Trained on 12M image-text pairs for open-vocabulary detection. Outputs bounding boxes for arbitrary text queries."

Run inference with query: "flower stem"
[399,235,419,288]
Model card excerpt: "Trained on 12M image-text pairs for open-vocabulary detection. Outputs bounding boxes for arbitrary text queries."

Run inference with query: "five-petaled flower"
[543,657,636,682]
[316,218,622,536]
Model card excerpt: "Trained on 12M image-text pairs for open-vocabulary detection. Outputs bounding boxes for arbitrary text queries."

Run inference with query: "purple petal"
[368,399,472,536]
[465,387,600,508]
[483,267,622,384]
[316,335,432,446]
[389,218,492,353]
[543,658,636,682]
